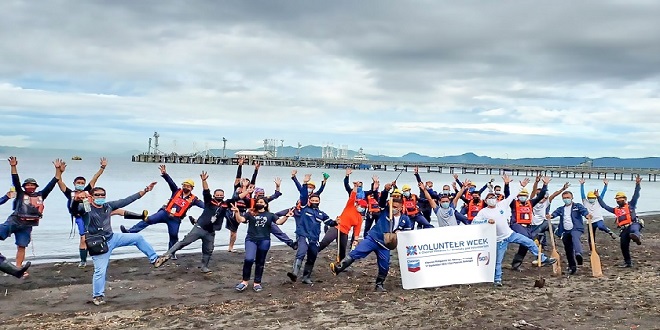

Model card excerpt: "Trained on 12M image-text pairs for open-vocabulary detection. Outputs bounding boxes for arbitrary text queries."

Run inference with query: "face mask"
[307,188,314,194]
[440,202,450,209]
[24,187,36,194]
[309,202,319,209]
[442,190,450,195]
[617,200,626,207]
[472,197,480,202]
[563,198,572,205]
[486,198,497,207]
[518,196,528,203]
[182,188,191,194]
[587,198,596,204]
[392,208,400,215]
[214,197,224,202]
[94,198,106,205]
[403,191,411,197]
[356,206,366,213]
[495,191,502,195]
[255,204,266,210]
[75,184,85,191]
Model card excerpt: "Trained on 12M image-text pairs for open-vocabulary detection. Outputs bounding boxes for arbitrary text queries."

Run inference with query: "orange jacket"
[338,191,363,239]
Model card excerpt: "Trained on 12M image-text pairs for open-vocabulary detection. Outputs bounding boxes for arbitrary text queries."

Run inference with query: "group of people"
[0,157,646,305]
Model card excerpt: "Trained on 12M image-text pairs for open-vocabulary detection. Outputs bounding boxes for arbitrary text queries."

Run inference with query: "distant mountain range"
[1,145,658,168]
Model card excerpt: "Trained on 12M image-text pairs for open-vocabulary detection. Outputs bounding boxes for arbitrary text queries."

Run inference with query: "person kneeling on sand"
[231,199,294,292]
[70,182,159,306]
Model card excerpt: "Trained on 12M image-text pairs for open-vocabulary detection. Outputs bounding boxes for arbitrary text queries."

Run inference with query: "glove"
[323,172,330,180]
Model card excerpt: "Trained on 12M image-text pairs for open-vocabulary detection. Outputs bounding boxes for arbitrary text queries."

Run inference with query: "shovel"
[547,220,562,276]
[533,240,546,288]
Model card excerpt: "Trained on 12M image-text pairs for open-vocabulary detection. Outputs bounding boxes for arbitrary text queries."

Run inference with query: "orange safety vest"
[496,194,504,201]
[614,204,633,227]
[467,200,484,221]
[164,190,197,218]
[402,195,418,216]
[515,200,533,225]
[17,195,44,221]
[367,194,380,213]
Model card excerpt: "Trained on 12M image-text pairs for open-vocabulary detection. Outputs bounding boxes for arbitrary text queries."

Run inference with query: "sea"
[1,155,658,264]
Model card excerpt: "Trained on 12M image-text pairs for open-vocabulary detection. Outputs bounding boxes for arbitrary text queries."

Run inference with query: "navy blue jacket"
[368,211,414,247]
[551,202,590,236]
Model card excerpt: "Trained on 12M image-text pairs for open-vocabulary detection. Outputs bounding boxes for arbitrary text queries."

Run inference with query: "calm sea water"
[1,155,658,263]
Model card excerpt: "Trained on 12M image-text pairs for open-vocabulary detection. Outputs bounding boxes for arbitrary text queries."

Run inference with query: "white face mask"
[486,198,497,207]
[356,206,366,213]
[307,188,314,194]
[518,196,528,203]
[403,191,411,197]
[588,198,596,204]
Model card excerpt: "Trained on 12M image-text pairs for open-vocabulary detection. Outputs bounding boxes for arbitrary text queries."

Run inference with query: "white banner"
[396,223,497,289]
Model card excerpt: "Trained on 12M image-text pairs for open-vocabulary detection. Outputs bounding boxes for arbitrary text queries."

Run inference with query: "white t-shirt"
[472,186,521,242]
[582,198,604,222]
[532,199,549,226]
[563,205,573,230]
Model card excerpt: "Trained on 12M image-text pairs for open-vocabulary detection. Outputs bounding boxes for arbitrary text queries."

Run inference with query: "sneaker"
[568,267,577,275]
[630,233,642,245]
[609,231,617,240]
[576,254,583,266]
[531,260,539,266]
[235,283,248,292]
[542,257,557,266]
[120,225,128,233]
[92,296,106,306]
[511,261,523,271]
[301,276,313,285]
[253,284,263,292]
[200,266,211,274]
[375,283,387,292]
[153,255,170,268]
[78,261,87,268]
[618,262,633,268]
[494,281,503,287]
[171,254,178,260]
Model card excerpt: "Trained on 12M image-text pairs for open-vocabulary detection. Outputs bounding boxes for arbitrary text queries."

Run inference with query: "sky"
[1,1,660,159]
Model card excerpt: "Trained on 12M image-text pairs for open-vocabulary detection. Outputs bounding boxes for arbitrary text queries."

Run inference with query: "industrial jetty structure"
[131,133,660,182]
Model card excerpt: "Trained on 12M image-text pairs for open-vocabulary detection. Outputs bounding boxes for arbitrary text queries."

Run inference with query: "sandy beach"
[1,216,658,330]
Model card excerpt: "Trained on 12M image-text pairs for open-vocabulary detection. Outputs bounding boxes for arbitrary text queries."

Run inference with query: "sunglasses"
[93,194,106,197]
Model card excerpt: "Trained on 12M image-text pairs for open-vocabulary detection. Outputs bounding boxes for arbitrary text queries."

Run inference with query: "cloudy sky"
[1,1,660,159]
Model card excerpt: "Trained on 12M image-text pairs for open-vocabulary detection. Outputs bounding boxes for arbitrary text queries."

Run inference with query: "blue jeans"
[510,223,534,266]
[91,233,158,298]
[0,219,33,247]
[75,216,86,236]
[242,239,271,283]
[126,209,181,250]
[349,236,391,278]
[495,232,548,282]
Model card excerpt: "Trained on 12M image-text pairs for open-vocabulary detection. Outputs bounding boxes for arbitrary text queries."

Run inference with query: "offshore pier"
[131,132,660,182]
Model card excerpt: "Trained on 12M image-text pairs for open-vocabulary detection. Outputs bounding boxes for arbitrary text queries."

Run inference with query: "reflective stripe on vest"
[515,201,533,225]
[164,190,197,218]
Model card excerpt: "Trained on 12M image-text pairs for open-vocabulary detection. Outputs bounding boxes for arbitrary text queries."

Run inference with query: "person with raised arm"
[529,175,567,248]
[546,191,592,274]
[508,176,549,271]
[579,178,617,242]
[419,181,466,227]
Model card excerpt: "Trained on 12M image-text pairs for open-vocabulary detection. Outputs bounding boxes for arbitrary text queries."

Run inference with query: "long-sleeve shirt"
[338,191,363,239]
[161,173,204,216]
[71,192,143,240]
[367,212,414,248]
[549,203,590,235]
[10,173,58,225]
[472,185,521,242]
[415,173,438,210]
[292,176,325,206]
[295,206,336,241]
[0,194,9,206]
[581,183,607,222]
[196,189,229,232]
[598,183,640,226]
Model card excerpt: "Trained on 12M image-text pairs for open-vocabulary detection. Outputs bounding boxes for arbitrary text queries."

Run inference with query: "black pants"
[562,231,577,270]
[319,227,349,261]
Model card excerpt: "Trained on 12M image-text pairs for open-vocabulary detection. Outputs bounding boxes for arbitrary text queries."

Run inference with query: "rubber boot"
[0,260,31,278]
[301,264,314,284]
[200,254,211,273]
[287,259,303,282]
[330,256,354,275]
[375,275,387,292]
[123,210,144,220]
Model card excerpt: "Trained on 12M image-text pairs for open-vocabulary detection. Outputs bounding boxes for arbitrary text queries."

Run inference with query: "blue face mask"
[442,190,450,195]
[356,187,365,199]
[94,198,106,205]
[440,202,450,209]
[74,184,85,191]
[563,198,572,205]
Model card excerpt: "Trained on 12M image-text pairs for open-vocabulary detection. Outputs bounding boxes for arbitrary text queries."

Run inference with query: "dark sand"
[1,216,659,330]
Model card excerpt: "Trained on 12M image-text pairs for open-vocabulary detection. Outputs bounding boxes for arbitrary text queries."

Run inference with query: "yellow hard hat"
[402,184,411,191]
[615,191,627,199]
[181,179,195,187]
[587,191,597,198]
[518,189,529,196]
[307,181,316,187]
[391,189,403,196]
